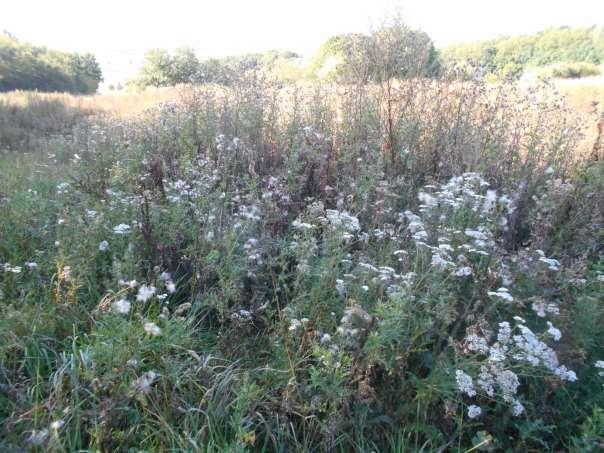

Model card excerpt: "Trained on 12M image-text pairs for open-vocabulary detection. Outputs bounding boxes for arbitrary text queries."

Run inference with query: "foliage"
[132,20,440,89]
[443,26,604,80]
[132,49,301,89]
[548,61,601,79]
[0,33,102,94]
[307,22,441,82]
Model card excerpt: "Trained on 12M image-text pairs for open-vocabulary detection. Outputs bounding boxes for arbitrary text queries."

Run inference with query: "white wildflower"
[538,255,560,271]
[456,369,477,397]
[554,365,577,382]
[292,219,314,230]
[488,344,506,362]
[335,279,346,298]
[466,334,489,354]
[477,366,495,396]
[320,333,332,344]
[496,369,520,402]
[482,189,497,212]
[431,252,453,271]
[112,299,131,315]
[546,321,562,341]
[28,429,49,446]
[454,266,473,277]
[488,287,514,302]
[467,405,482,419]
[497,322,512,345]
[289,319,301,331]
[511,400,525,416]
[113,223,131,235]
[136,285,156,302]
[464,229,489,241]
[99,240,109,251]
[50,420,64,431]
[165,280,176,293]
[143,321,161,336]
[132,370,158,394]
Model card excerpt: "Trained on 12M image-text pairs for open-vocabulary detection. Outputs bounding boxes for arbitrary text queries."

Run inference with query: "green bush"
[550,61,601,78]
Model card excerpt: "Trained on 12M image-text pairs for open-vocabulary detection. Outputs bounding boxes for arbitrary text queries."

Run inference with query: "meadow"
[0,72,603,451]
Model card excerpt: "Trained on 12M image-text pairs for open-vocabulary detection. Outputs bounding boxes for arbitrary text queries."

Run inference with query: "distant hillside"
[0,33,103,94]
[442,26,604,79]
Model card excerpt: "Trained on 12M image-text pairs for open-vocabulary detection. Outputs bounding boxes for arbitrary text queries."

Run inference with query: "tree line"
[443,26,604,79]
[130,22,441,89]
[0,33,103,94]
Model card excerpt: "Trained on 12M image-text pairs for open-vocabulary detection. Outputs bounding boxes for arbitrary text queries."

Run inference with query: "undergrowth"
[0,74,603,451]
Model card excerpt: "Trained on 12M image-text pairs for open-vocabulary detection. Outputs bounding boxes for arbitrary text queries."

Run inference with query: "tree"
[170,47,200,84]
[136,49,173,88]
[308,23,441,82]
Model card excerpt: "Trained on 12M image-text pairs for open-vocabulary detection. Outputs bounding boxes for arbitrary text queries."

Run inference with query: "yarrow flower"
[456,369,476,397]
[487,287,514,302]
[467,405,482,419]
[466,334,489,354]
[99,240,109,251]
[2,263,22,273]
[595,360,604,377]
[546,321,561,341]
[535,250,560,271]
[454,266,473,277]
[113,223,131,235]
[511,400,525,416]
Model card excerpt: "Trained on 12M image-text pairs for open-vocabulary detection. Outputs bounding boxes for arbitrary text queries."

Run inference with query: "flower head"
[112,299,131,314]
[467,405,482,419]
[136,285,156,302]
[143,321,161,336]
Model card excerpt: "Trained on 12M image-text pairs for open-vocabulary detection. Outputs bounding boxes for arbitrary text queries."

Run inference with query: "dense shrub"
[550,61,601,78]
[307,22,441,81]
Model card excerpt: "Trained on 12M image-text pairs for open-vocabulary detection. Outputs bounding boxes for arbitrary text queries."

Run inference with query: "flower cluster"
[457,318,576,418]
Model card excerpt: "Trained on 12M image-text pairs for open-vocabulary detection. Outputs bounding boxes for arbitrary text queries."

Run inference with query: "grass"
[0,73,603,451]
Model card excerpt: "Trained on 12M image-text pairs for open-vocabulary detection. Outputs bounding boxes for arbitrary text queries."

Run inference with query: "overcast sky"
[3,0,603,85]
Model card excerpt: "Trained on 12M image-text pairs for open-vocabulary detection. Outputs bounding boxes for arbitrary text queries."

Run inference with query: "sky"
[2,0,604,86]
